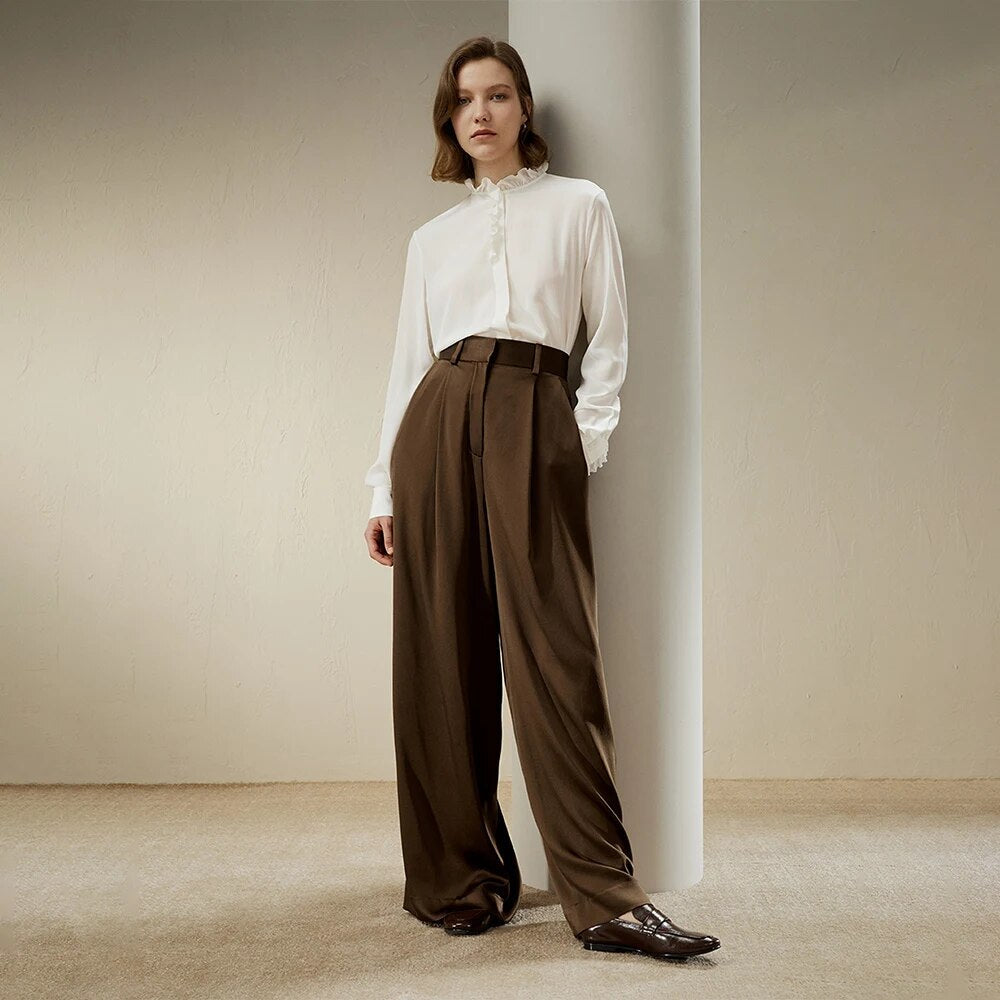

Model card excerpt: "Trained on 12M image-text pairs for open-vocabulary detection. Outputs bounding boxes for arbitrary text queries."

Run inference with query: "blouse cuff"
[579,427,610,475]
[369,486,393,520]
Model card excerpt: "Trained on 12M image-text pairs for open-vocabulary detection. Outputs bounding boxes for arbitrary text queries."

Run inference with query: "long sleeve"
[363,231,435,519]
[575,188,628,474]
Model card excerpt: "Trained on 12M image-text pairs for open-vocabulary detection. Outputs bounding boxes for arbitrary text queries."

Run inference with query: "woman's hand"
[365,515,393,566]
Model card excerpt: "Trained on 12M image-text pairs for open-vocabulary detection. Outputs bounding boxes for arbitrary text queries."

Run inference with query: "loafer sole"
[581,938,721,959]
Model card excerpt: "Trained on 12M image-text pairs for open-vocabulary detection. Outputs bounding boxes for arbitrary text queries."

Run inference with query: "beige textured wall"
[2,1,996,783]
[1,1,504,782]
[701,0,999,776]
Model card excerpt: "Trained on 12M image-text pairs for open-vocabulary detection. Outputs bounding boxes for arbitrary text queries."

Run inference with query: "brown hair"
[430,36,550,184]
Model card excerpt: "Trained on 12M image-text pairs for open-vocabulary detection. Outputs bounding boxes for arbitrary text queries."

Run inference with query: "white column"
[505,0,704,900]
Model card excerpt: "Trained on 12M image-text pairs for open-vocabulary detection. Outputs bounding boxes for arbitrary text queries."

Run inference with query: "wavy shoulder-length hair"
[430,36,550,184]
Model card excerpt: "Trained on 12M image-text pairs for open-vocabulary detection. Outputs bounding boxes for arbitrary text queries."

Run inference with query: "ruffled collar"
[464,160,549,194]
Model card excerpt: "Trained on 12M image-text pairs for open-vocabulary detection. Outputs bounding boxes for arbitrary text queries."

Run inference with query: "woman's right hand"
[365,515,393,567]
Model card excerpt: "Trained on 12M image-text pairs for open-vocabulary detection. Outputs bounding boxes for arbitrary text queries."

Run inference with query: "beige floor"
[1,779,997,1000]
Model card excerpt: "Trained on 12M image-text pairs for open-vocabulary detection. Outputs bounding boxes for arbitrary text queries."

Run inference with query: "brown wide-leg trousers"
[389,334,650,936]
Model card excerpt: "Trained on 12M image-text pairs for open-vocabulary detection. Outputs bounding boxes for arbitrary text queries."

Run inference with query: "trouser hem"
[561,875,652,937]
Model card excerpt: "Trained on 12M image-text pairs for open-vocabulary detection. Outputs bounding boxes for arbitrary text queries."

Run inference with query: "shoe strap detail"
[633,903,670,934]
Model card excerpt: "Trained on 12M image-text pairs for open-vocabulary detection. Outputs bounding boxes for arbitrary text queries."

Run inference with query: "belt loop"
[449,338,465,365]
[531,343,541,375]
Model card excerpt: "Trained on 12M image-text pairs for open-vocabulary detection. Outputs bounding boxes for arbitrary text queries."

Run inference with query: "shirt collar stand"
[464,160,549,195]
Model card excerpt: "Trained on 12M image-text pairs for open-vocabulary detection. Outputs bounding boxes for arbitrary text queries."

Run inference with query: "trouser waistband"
[438,335,569,379]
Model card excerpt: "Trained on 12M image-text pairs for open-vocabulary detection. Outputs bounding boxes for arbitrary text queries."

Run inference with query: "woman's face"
[450,57,527,167]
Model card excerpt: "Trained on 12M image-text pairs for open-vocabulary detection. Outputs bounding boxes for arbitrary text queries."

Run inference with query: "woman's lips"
[473,132,496,139]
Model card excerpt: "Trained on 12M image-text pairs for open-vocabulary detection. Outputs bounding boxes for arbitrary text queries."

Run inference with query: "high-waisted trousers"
[389,333,650,936]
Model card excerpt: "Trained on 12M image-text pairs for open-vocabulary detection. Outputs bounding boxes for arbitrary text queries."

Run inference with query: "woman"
[363,36,720,962]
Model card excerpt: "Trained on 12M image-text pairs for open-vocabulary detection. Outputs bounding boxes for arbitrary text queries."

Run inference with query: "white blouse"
[364,159,628,520]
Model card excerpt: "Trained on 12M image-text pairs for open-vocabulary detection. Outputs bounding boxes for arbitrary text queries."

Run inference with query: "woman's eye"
[457,94,506,106]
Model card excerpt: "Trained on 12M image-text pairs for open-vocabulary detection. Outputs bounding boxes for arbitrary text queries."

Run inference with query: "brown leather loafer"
[442,907,503,935]
[576,902,721,959]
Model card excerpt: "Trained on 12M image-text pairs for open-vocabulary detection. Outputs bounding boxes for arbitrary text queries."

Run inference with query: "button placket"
[488,188,510,332]
[465,162,548,336]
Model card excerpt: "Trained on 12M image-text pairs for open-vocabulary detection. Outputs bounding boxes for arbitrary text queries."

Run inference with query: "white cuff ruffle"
[579,428,609,475]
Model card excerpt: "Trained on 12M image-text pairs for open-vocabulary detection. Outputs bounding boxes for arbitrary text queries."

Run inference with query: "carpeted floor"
[1,779,997,999]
